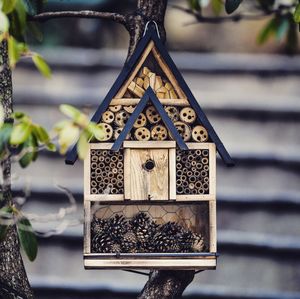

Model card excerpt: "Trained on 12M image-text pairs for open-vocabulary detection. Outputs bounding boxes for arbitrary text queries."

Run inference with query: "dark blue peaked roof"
[65,25,234,166]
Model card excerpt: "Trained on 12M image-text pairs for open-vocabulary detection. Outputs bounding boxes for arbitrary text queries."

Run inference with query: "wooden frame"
[176,143,216,201]
[123,141,176,201]
[84,143,125,201]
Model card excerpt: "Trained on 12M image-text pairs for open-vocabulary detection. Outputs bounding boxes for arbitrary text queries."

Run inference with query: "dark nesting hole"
[143,159,155,171]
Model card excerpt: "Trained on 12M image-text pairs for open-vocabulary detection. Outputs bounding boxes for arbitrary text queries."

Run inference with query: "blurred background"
[11,0,300,298]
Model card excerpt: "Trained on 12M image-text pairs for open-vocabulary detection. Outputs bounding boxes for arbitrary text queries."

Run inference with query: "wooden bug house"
[66,25,234,270]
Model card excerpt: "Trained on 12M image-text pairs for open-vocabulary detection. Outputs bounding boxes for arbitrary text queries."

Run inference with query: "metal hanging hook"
[143,20,160,39]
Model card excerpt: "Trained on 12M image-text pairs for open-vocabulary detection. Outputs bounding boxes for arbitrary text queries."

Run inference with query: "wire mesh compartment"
[90,202,209,254]
[90,149,124,195]
[176,149,210,195]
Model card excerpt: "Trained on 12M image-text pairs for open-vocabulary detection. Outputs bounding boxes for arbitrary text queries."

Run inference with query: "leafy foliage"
[17,216,38,261]
[55,104,105,159]
[0,0,51,74]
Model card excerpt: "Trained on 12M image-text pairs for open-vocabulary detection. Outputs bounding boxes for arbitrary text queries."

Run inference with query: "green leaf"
[0,11,9,32]
[0,224,8,241]
[225,0,243,14]
[188,0,201,11]
[77,132,89,160]
[2,0,17,14]
[19,133,38,168]
[212,0,223,16]
[276,18,289,41]
[22,0,38,15]
[257,17,278,44]
[17,216,38,261]
[46,142,56,152]
[27,21,43,41]
[8,35,21,67]
[0,123,13,154]
[14,0,27,33]
[10,122,32,145]
[58,123,79,154]
[0,105,4,128]
[32,54,51,78]
[32,124,50,143]
[294,3,300,23]
[12,111,26,120]
[59,105,88,127]
[88,122,105,141]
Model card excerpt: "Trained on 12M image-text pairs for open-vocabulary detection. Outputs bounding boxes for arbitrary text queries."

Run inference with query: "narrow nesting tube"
[195,149,202,156]
[201,157,209,165]
[202,149,209,157]
[91,188,98,194]
[190,176,196,183]
[177,186,184,194]
[201,170,208,177]
[91,162,97,170]
[96,176,102,183]
[176,163,182,170]
[91,155,98,162]
[91,181,97,188]
[95,168,102,175]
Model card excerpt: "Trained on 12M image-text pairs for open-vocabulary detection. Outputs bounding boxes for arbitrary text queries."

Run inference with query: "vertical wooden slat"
[84,201,91,254]
[209,200,217,253]
[209,143,216,198]
[124,148,131,200]
[169,148,176,200]
[84,145,91,196]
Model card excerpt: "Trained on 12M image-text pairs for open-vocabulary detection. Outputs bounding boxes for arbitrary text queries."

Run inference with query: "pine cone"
[92,233,114,253]
[91,217,108,235]
[110,243,122,254]
[191,233,205,252]
[108,214,129,241]
[122,231,137,253]
[130,212,157,249]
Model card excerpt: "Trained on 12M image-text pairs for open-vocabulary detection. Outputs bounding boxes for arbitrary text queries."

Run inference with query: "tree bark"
[138,270,195,299]
[0,41,34,299]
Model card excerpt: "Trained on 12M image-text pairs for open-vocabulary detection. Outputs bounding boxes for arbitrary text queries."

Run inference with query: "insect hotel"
[66,25,234,270]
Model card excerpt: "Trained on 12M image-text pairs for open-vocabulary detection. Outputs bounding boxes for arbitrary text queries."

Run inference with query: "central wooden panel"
[126,149,169,200]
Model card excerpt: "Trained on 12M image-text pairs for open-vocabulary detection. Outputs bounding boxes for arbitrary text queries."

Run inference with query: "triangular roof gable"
[112,88,188,151]
[66,26,234,166]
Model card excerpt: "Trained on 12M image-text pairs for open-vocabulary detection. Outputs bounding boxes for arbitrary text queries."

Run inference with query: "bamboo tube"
[98,156,105,162]
[185,162,191,169]
[111,156,118,162]
[97,188,104,193]
[117,161,123,168]
[204,177,209,183]
[108,172,114,178]
[177,186,184,194]
[202,157,209,165]
[198,187,205,194]
[176,163,182,170]
[176,179,182,186]
[91,162,97,170]
[91,155,98,162]
[176,155,181,162]
[201,170,208,177]
[202,149,209,157]
[195,181,202,189]
[194,170,200,177]
[95,168,101,175]
[117,174,124,181]
[177,169,183,176]
[117,181,123,188]
[184,188,191,194]
[187,171,193,177]
[192,125,209,143]
[105,157,111,164]
[191,161,196,167]
[189,183,195,190]
[102,150,108,156]
[192,167,197,172]
[96,176,102,183]
[109,105,122,113]
[91,188,98,194]
[103,178,109,184]
[105,166,110,172]
[112,168,118,174]
[181,156,187,163]
[179,107,196,124]
[118,154,124,161]
[91,172,96,179]
[99,162,105,169]
[190,176,196,183]
[182,181,188,187]
[91,150,97,156]
[203,183,209,191]
[188,154,194,162]
[111,178,117,185]
[196,163,203,170]
[91,181,97,188]
[133,113,147,128]
[195,149,202,156]
[102,110,115,124]
[204,165,209,171]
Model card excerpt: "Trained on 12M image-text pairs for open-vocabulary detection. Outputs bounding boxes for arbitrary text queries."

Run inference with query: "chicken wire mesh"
[90,202,210,254]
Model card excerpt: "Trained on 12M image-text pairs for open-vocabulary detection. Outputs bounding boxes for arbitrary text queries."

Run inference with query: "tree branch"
[31,10,127,25]
[172,4,294,24]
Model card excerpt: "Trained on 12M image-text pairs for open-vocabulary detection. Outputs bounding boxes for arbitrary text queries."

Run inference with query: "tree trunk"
[125,1,196,298]
[0,41,34,299]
